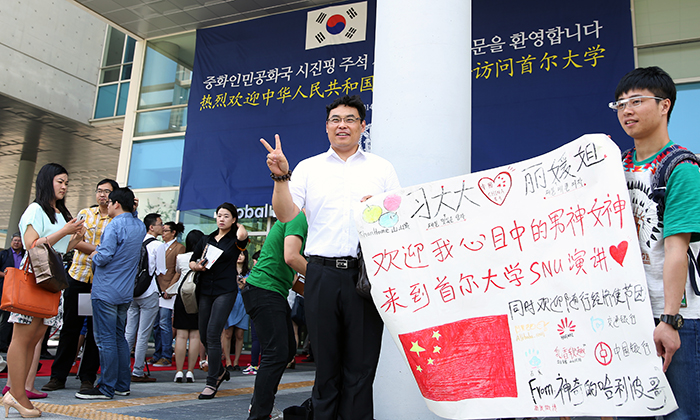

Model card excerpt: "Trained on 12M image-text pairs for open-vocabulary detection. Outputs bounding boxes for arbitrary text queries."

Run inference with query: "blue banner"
[471,0,634,171]
[179,0,376,211]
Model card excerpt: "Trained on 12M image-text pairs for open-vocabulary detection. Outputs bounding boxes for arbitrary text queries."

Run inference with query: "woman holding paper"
[189,202,248,399]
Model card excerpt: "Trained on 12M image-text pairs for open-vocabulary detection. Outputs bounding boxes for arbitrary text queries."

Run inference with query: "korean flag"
[305,1,368,50]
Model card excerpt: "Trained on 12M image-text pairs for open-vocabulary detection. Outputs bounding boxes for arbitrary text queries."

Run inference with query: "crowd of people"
[1,72,699,420]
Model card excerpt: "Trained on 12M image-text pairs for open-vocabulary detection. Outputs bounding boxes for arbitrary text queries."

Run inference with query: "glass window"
[101,67,120,84]
[117,82,130,116]
[121,64,132,81]
[134,108,187,136]
[94,85,118,119]
[124,37,136,63]
[139,44,191,109]
[103,28,126,66]
[94,27,136,120]
[128,137,185,188]
[669,82,700,153]
[133,189,179,226]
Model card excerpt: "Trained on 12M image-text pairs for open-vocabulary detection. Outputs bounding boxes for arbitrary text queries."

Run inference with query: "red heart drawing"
[609,241,628,266]
[478,172,512,206]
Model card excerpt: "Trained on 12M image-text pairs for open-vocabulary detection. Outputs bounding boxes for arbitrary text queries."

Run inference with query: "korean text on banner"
[355,134,676,419]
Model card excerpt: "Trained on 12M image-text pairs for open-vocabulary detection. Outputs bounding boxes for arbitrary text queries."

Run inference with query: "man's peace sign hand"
[260,134,290,176]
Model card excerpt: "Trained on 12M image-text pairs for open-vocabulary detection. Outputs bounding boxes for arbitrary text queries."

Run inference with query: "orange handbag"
[1,258,60,318]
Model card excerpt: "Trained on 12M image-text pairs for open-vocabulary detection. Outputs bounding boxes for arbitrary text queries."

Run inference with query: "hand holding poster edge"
[355,134,677,419]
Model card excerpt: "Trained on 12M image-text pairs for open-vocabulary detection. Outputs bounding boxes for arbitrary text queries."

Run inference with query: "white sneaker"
[174,371,184,383]
[186,371,195,383]
[248,404,284,419]
[270,406,283,420]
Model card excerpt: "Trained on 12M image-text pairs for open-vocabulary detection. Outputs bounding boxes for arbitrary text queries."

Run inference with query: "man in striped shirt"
[42,179,120,394]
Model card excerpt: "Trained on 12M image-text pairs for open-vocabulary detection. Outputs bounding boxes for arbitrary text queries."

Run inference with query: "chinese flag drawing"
[398,315,517,401]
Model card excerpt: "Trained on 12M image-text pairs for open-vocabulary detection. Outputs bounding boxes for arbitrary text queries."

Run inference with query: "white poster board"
[355,135,676,419]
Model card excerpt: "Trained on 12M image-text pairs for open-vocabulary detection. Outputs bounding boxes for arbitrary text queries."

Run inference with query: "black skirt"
[173,294,199,330]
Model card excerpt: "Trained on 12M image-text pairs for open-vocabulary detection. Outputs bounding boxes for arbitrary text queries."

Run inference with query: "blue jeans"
[242,284,296,420]
[91,299,131,397]
[152,307,173,362]
[620,318,700,420]
[125,292,159,376]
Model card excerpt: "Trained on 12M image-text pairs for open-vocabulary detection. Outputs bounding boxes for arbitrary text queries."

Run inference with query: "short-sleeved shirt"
[289,147,400,258]
[623,141,700,318]
[190,229,248,296]
[18,202,70,254]
[247,212,308,297]
[69,207,112,283]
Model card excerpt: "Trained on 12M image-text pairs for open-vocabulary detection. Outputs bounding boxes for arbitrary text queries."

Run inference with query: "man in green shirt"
[241,211,307,420]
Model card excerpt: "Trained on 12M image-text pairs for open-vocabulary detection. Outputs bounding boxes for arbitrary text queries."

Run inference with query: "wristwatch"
[659,313,684,330]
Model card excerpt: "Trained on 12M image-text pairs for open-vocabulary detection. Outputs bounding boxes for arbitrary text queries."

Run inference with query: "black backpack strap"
[649,145,700,221]
[687,248,700,296]
[141,237,158,274]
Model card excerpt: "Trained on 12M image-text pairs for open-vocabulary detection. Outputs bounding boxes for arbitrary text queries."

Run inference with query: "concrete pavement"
[2,357,314,420]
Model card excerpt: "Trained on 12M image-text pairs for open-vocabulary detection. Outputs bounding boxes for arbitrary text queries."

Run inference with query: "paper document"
[78,293,92,316]
[203,244,223,269]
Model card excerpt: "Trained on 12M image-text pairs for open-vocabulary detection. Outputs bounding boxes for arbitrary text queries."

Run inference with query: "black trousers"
[242,283,296,420]
[0,310,13,351]
[305,261,384,420]
[50,276,99,383]
[198,291,237,387]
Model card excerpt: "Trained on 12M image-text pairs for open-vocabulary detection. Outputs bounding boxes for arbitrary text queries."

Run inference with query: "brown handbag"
[1,258,60,318]
[27,242,69,293]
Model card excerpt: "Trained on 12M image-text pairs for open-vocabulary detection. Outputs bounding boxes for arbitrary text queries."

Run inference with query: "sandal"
[199,360,209,372]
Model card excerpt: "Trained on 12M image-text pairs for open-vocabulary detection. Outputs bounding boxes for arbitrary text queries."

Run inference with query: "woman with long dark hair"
[3,163,84,417]
[189,203,248,399]
[172,229,205,383]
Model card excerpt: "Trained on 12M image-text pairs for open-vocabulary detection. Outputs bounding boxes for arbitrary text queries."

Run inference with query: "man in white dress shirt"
[261,95,400,420]
[125,213,164,382]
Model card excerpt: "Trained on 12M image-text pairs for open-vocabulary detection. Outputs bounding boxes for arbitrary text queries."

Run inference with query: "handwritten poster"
[355,135,676,419]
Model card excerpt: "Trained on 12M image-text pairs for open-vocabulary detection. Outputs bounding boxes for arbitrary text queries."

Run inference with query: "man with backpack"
[125,213,164,383]
[614,66,700,420]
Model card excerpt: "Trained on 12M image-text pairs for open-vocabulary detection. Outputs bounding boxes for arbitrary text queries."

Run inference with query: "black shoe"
[225,365,235,373]
[214,368,230,390]
[232,365,241,371]
[75,388,111,400]
[198,385,217,400]
[42,377,65,391]
[80,380,94,393]
[302,356,314,363]
[40,351,54,360]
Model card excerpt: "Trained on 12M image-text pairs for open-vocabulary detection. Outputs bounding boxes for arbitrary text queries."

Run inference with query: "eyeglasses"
[96,189,112,195]
[327,116,361,125]
[608,96,666,112]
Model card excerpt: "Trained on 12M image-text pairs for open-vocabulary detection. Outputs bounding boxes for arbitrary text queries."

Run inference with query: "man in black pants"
[261,95,401,420]
[242,211,307,420]
[42,179,120,393]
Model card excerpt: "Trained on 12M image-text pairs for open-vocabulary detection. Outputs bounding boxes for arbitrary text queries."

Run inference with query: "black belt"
[309,256,358,269]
